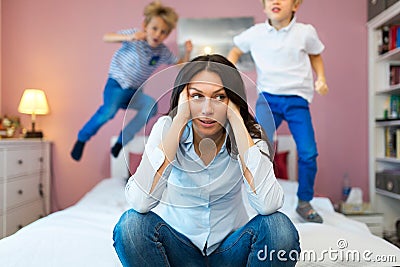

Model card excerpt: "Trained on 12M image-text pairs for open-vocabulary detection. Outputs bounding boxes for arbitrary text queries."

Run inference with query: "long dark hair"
[168,54,273,159]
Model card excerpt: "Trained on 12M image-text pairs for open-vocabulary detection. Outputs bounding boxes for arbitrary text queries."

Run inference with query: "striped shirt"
[108,28,178,90]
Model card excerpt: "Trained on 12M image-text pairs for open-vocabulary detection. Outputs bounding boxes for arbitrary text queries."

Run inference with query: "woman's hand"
[175,87,191,123]
[227,99,242,123]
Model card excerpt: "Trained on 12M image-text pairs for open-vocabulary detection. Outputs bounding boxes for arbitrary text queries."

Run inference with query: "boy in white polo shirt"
[228,0,328,223]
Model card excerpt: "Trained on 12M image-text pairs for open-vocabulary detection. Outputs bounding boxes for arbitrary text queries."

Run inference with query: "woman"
[113,54,300,266]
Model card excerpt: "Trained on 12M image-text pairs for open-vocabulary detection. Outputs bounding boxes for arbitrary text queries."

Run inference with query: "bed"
[0,135,399,267]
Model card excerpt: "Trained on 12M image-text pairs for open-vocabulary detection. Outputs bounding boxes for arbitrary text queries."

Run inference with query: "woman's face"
[187,70,229,141]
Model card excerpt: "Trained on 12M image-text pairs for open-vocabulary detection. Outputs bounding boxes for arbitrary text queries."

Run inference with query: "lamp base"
[25,131,43,138]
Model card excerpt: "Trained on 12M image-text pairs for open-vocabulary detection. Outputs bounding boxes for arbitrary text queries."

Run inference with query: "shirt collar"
[265,16,297,32]
[181,121,229,153]
[181,121,194,151]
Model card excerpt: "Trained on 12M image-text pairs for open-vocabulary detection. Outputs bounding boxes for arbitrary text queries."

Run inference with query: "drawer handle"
[17,189,23,195]
[39,157,44,163]
[17,159,23,165]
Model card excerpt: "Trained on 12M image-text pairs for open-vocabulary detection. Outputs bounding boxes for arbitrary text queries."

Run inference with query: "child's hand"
[133,31,147,41]
[315,79,328,96]
[184,40,193,54]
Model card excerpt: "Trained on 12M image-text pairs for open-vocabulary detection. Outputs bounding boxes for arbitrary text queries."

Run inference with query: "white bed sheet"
[0,178,399,267]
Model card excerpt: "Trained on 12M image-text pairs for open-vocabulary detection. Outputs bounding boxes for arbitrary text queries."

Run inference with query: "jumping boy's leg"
[255,92,281,142]
[71,78,132,161]
[284,96,321,223]
[111,90,158,158]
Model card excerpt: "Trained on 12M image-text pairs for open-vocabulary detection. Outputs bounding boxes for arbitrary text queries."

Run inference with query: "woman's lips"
[199,119,216,127]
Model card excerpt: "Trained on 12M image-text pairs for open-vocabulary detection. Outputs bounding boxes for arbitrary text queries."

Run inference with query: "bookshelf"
[368,1,400,234]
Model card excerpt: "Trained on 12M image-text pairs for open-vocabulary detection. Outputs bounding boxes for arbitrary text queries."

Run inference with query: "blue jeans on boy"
[256,92,318,202]
[113,209,300,267]
[77,78,157,146]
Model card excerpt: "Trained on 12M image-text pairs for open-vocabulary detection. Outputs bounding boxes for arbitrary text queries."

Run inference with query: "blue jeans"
[77,78,157,145]
[256,92,318,201]
[113,210,300,267]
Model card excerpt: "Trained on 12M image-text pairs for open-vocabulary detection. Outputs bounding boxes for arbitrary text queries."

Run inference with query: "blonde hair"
[261,0,303,8]
[143,1,178,33]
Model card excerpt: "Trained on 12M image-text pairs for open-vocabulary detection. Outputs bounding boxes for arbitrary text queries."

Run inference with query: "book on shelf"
[389,24,400,51]
[378,24,400,55]
[390,64,400,85]
[390,95,400,118]
[384,126,400,159]
[380,95,400,120]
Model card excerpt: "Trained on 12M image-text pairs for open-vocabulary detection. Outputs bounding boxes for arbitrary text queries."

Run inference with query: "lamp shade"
[18,89,49,115]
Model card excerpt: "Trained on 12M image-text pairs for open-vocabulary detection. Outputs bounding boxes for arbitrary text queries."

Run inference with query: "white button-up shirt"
[126,116,284,255]
[233,17,325,103]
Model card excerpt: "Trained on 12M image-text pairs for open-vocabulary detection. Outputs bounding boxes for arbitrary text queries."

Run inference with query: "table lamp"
[18,89,49,138]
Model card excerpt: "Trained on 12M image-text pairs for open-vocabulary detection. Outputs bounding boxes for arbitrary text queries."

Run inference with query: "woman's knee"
[113,210,157,242]
[114,210,140,241]
[257,212,300,250]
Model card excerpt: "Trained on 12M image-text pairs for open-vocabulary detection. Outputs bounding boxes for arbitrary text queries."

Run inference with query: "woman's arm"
[226,100,256,190]
[125,89,190,212]
[227,100,284,215]
[150,89,190,192]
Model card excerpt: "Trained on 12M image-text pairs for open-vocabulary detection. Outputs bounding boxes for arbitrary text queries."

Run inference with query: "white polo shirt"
[233,17,324,103]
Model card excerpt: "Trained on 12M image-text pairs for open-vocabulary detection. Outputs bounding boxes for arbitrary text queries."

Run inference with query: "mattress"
[0,177,399,267]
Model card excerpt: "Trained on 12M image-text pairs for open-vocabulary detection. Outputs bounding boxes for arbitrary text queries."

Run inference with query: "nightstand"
[0,139,51,238]
[343,212,384,237]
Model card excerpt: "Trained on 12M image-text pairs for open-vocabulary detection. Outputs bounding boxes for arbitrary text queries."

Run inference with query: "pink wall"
[1,0,368,210]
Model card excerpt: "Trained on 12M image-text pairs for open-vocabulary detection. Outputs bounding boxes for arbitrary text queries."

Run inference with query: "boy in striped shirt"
[71,1,192,161]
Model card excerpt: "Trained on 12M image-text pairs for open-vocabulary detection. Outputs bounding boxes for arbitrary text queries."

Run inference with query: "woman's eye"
[191,94,202,100]
[215,95,227,101]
